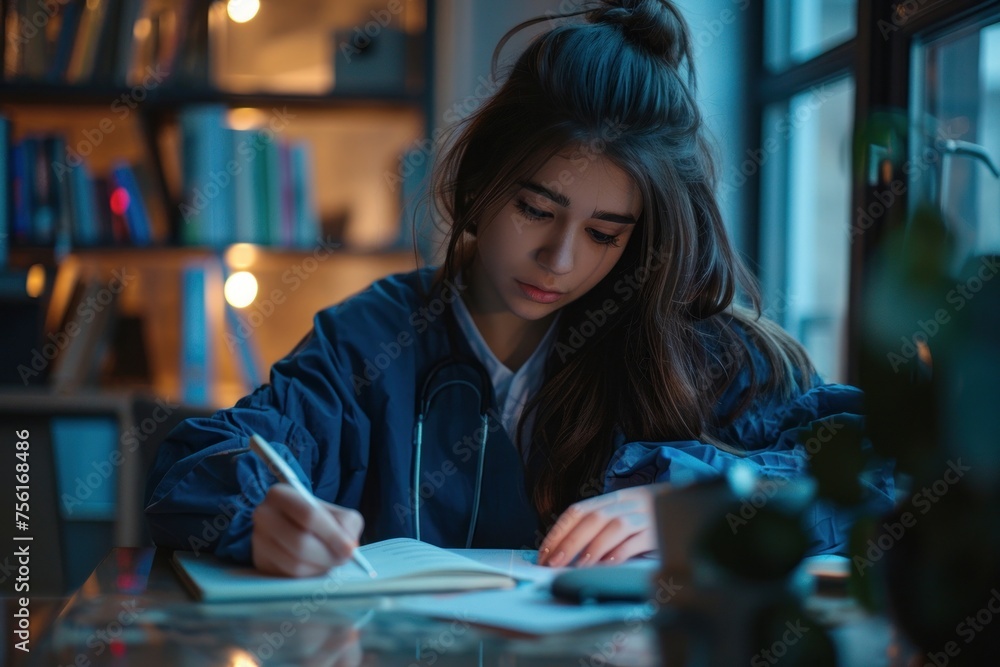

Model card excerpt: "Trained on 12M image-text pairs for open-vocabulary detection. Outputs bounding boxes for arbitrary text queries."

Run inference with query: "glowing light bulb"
[26,264,46,298]
[133,17,151,40]
[225,243,260,269]
[224,271,258,308]
[227,0,260,23]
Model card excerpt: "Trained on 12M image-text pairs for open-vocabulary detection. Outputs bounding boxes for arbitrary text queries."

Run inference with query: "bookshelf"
[1,2,431,577]
[2,0,433,405]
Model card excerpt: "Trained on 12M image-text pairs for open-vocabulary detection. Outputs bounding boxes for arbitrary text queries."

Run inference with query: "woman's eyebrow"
[592,209,637,225]
[516,180,637,225]
[517,180,570,206]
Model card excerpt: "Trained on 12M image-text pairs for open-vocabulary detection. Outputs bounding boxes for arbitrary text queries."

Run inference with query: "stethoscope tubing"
[412,370,491,548]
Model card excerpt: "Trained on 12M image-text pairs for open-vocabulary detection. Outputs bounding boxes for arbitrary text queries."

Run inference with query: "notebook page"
[353,538,510,579]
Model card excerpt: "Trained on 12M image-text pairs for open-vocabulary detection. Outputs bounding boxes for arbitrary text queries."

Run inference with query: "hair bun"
[588,0,690,69]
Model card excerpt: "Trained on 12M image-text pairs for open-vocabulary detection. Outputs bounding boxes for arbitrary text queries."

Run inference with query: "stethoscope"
[411,294,493,548]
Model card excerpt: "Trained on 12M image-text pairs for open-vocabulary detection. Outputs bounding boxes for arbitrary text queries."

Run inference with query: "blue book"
[259,133,282,246]
[30,138,55,245]
[232,129,262,243]
[47,137,74,259]
[223,299,263,392]
[111,162,152,245]
[48,0,85,80]
[180,106,234,247]
[69,160,101,246]
[290,143,319,248]
[11,142,32,245]
[180,264,211,405]
[0,116,9,268]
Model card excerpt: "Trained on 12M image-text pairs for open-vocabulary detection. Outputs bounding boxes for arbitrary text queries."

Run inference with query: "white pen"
[249,433,378,578]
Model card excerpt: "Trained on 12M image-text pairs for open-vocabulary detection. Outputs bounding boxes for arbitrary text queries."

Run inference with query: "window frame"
[750,0,1000,385]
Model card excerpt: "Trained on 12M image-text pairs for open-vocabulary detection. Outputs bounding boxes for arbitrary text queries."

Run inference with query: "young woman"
[145,0,893,577]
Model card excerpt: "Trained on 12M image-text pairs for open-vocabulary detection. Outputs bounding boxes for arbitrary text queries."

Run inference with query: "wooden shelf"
[7,244,417,268]
[0,80,424,111]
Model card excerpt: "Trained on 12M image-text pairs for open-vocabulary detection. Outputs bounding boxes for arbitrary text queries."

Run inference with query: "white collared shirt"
[450,282,561,456]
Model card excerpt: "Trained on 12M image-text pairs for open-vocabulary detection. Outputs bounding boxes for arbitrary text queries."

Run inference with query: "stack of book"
[0,115,165,254]
[177,105,320,249]
[0,118,162,254]
[3,0,194,86]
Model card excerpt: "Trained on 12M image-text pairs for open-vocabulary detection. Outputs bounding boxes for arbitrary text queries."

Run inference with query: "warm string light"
[25,264,46,298]
[227,0,260,23]
[224,271,259,308]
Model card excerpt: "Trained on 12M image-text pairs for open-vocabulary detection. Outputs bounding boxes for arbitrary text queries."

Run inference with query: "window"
[910,15,1000,269]
[757,1,856,382]
[765,0,857,69]
[761,76,855,382]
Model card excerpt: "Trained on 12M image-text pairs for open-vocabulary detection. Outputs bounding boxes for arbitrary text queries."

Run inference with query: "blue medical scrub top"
[144,267,894,563]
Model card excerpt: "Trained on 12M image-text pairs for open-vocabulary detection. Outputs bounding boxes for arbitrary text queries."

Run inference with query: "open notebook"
[173,538,521,602]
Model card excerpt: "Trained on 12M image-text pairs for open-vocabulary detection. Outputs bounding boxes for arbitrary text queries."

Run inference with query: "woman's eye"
[514,199,549,220]
[588,229,621,247]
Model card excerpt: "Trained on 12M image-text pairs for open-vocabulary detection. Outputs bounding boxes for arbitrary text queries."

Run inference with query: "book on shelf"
[1,115,167,251]
[126,0,195,86]
[179,261,211,405]
[0,116,9,268]
[176,105,320,248]
[46,0,85,80]
[179,105,233,246]
[48,272,121,391]
[172,537,520,603]
[259,129,282,245]
[223,294,264,392]
[67,158,101,246]
[4,0,191,85]
[110,162,153,246]
[65,0,111,82]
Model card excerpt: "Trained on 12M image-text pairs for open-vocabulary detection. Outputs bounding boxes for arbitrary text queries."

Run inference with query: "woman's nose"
[536,230,575,275]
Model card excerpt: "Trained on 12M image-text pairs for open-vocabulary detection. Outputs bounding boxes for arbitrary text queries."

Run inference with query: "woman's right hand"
[251,484,365,577]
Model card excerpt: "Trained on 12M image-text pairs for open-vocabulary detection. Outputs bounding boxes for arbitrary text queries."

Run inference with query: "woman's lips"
[516,280,563,304]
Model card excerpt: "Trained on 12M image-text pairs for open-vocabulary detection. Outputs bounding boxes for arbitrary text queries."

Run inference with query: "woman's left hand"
[537,484,666,567]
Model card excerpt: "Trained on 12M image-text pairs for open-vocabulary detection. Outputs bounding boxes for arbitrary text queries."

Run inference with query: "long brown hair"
[428,0,814,526]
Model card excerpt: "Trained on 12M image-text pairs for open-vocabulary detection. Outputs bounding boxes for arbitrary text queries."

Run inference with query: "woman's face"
[468,151,641,323]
